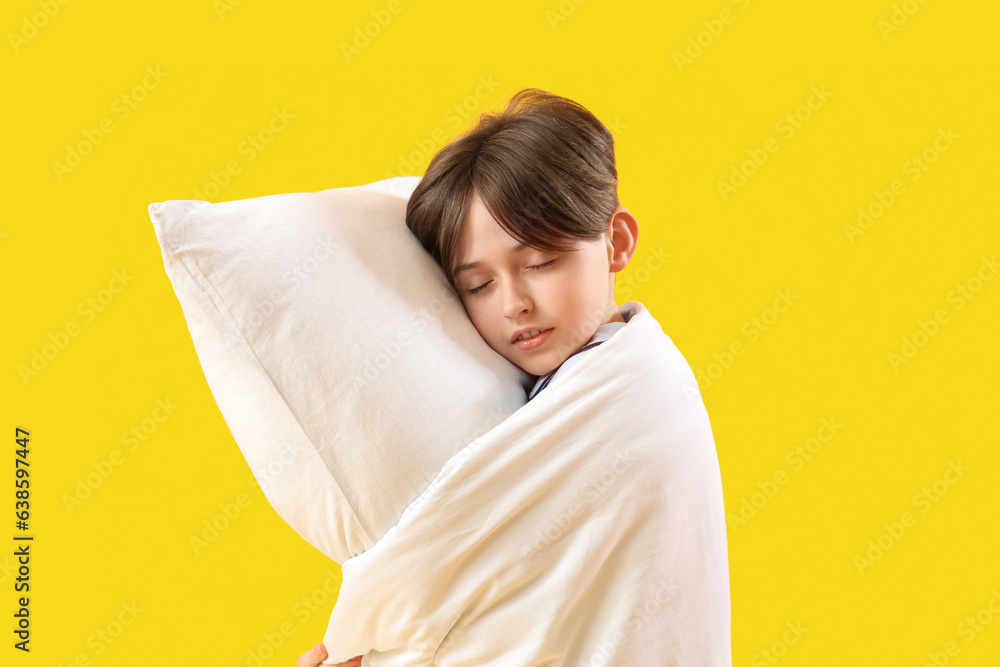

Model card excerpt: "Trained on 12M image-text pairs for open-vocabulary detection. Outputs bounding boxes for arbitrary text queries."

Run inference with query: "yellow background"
[3,0,998,664]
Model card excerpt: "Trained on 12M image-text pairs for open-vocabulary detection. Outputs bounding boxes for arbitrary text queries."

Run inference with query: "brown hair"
[405,88,620,288]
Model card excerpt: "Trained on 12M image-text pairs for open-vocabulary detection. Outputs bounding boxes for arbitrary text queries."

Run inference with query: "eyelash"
[467,260,556,295]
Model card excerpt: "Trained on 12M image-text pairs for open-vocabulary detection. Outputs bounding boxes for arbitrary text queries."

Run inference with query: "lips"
[511,327,550,343]
[512,328,553,351]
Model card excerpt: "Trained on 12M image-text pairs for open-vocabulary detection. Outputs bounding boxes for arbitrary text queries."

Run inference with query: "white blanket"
[321,301,732,666]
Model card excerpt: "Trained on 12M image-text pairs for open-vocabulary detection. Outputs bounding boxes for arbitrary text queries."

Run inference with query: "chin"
[504,349,558,378]
[526,361,559,378]
[511,358,543,378]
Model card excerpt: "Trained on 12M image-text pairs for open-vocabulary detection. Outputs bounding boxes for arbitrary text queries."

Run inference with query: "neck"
[603,301,624,325]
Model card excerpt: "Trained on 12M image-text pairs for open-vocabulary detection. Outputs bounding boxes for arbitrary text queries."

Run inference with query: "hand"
[296,642,362,667]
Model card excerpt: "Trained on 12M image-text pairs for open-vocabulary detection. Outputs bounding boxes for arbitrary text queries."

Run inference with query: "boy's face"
[452,192,624,378]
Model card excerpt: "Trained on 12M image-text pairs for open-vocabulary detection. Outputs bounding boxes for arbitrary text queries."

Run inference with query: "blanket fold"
[322,301,731,666]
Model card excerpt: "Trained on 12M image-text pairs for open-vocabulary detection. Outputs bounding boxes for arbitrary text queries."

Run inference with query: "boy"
[299,88,730,667]
[405,87,639,400]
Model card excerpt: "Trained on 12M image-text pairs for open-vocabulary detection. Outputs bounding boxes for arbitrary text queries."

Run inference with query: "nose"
[501,276,532,319]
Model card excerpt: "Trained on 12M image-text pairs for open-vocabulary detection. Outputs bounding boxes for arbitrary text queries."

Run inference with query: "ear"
[604,207,639,273]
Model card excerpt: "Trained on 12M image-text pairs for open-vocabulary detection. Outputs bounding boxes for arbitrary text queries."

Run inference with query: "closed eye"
[529,259,557,271]
[467,259,557,295]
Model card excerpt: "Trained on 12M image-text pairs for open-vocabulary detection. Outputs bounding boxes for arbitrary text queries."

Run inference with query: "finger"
[296,642,328,667]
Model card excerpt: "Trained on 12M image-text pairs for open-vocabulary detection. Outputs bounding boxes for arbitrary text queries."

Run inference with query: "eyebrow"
[453,242,531,276]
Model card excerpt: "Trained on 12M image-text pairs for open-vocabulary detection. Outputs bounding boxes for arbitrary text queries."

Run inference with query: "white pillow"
[148,177,532,563]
